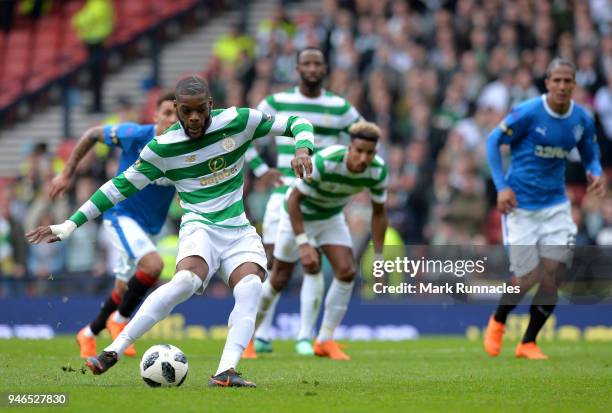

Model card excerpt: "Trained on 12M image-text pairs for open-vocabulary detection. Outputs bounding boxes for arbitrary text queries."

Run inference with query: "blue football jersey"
[487,95,602,210]
[102,123,175,234]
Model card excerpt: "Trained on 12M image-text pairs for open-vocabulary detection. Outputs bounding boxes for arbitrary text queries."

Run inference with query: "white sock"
[113,312,129,323]
[317,278,354,343]
[254,279,280,341]
[216,274,262,375]
[83,325,94,337]
[104,270,202,356]
[297,271,324,341]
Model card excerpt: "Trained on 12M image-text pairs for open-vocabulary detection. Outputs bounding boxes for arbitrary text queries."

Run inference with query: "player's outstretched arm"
[287,187,319,273]
[49,126,104,199]
[27,144,166,244]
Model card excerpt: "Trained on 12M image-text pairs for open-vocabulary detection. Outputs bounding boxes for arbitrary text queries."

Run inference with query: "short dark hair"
[296,47,325,63]
[349,121,381,143]
[545,57,576,79]
[175,75,211,98]
[156,89,175,108]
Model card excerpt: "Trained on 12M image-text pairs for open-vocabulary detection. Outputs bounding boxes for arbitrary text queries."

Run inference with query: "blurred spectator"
[64,177,105,295]
[18,0,52,20]
[104,95,140,125]
[72,0,115,113]
[594,70,612,141]
[0,190,28,296]
[21,143,70,232]
[213,23,255,67]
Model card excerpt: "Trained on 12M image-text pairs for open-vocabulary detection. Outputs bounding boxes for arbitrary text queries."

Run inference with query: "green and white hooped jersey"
[69,107,314,229]
[245,87,361,194]
[290,145,388,221]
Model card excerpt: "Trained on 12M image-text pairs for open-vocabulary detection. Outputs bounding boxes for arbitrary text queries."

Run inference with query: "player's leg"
[76,219,133,358]
[253,208,300,348]
[291,216,328,355]
[210,263,264,388]
[86,256,208,375]
[256,259,295,333]
[485,209,540,356]
[243,257,294,360]
[515,259,563,359]
[315,244,356,361]
[76,279,125,358]
[86,223,213,374]
[211,227,267,387]
[105,216,162,356]
[253,195,283,352]
[517,203,575,359]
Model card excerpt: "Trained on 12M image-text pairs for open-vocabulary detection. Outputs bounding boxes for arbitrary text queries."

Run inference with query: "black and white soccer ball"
[140,344,188,387]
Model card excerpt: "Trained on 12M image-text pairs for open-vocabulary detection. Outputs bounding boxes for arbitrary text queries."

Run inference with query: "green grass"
[0,337,611,412]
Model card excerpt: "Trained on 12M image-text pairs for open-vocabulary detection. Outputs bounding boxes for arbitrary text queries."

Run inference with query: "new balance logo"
[185,155,196,164]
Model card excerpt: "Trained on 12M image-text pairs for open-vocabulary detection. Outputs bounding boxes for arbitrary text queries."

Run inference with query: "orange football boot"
[314,339,351,360]
[483,315,505,357]
[515,342,549,359]
[76,327,97,358]
[106,313,136,357]
[241,338,257,359]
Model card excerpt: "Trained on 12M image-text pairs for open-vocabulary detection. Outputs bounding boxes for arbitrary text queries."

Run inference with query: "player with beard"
[244,47,362,357]
[27,76,314,387]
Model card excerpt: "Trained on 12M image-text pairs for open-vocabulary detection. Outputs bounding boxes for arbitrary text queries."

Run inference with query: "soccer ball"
[140,344,188,387]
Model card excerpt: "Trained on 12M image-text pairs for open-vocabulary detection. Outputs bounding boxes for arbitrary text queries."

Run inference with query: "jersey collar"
[541,94,574,119]
[296,86,325,100]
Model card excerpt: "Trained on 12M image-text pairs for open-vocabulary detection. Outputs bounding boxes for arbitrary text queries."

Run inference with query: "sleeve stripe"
[111,175,139,198]
[100,180,127,204]
[123,168,153,190]
[253,116,274,140]
[89,192,112,215]
[140,146,166,172]
[252,163,270,178]
[69,211,88,227]
[137,160,164,181]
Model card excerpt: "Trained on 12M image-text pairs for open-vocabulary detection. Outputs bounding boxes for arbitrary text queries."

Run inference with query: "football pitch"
[1,337,610,412]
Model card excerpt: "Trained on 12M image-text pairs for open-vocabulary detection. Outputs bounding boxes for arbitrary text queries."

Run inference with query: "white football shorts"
[176,221,267,292]
[273,209,353,263]
[261,192,285,245]
[502,201,577,277]
[102,215,158,282]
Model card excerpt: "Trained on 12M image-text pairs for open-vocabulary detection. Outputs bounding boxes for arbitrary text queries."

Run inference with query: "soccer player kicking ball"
[27,76,314,388]
[484,58,606,360]
[49,91,177,359]
[254,121,388,360]
[244,47,362,357]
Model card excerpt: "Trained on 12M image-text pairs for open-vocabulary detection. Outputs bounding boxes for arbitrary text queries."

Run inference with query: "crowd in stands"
[2,0,612,296]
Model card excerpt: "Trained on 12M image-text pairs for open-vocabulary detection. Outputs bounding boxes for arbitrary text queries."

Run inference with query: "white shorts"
[502,202,577,277]
[103,215,158,282]
[262,192,285,244]
[176,222,267,289]
[273,210,353,262]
